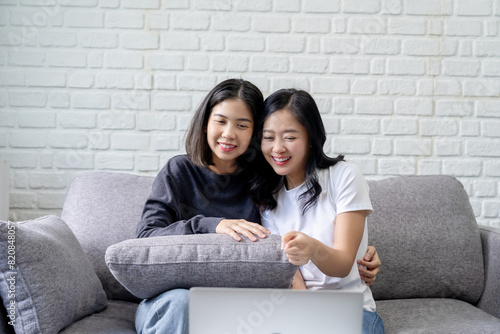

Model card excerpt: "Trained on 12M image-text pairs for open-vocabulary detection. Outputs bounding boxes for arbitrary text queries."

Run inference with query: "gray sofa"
[1,172,499,333]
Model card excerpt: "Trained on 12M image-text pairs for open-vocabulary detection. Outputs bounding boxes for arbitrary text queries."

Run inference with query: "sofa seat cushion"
[59,300,138,334]
[106,234,297,300]
[377,298,500,334]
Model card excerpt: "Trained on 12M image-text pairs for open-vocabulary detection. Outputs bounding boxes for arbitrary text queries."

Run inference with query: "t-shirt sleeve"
[260,209,281,235]
[136,160,223,238]
[329,162,373,216]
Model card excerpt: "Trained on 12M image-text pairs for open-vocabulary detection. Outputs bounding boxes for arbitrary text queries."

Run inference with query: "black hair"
[185,78,264,171]
[250,89,344,214]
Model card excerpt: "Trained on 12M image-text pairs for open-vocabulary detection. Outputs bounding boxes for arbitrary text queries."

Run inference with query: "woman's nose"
[222,126,236,139]
[273,140,286,154]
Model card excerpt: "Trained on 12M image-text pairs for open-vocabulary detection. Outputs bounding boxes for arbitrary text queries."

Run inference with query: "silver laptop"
[189,287,363,334]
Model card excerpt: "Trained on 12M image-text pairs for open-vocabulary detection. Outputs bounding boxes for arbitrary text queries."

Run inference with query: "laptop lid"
[189,287,363,334]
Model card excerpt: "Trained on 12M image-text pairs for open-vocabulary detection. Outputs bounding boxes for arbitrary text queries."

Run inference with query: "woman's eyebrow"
[262,129,299,134]
[212,113,252,123]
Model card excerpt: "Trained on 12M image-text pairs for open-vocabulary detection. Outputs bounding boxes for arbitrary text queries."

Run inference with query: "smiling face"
[206,98,254,174]
[261,108,310,190]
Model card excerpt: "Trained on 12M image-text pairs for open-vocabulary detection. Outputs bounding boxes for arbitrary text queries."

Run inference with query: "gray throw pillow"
[105,234,297,300]
[0,216,107,334]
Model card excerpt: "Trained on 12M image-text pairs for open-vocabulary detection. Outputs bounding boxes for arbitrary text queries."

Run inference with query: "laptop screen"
[189,287,363,334]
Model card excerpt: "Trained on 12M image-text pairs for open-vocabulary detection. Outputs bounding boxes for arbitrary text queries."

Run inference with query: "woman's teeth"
[273,156,291,162]
[219,143,235,149]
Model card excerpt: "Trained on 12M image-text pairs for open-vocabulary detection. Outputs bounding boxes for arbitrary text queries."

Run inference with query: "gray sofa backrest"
[61,172,154,302]
[367,175,484,304]
[62,172,485,305]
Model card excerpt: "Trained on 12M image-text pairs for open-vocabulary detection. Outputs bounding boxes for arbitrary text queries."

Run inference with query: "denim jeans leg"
[362,310,385,334]
[135,288,190,334]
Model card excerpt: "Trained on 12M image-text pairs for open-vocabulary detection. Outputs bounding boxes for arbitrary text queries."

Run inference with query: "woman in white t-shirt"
[249,89,385,334]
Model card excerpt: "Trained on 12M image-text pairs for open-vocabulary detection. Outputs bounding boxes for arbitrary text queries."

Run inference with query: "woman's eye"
[237,124,249,129]
[285,137,296,141]
[263,136,274,140]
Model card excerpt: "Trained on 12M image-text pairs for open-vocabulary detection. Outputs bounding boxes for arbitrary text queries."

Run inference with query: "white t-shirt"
[261,161,376,312]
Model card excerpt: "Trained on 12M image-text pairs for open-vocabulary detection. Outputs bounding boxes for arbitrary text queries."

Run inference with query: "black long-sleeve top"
[136,155,261,238]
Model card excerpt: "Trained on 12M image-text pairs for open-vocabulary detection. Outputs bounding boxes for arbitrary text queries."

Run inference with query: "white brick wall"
[0,0,499,228]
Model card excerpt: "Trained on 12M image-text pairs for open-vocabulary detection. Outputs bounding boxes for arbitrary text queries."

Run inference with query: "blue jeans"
[135,288,189,334]
[363,310,385,334]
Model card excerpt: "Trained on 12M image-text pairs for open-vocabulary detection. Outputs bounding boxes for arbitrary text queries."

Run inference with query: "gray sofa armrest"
[477,225,500,318]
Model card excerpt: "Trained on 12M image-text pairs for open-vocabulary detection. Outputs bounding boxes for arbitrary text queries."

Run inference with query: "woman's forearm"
[310,211,367,277]
[309,239,356,278]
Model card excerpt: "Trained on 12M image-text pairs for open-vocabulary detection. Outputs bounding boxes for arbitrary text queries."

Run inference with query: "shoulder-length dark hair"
[250,88,344,214]
[185,78,264,170]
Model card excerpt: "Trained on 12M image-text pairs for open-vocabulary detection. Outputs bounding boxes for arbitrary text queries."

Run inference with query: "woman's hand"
[357,245,381,286]
[281,231,315,265]
[216,219,270,242]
